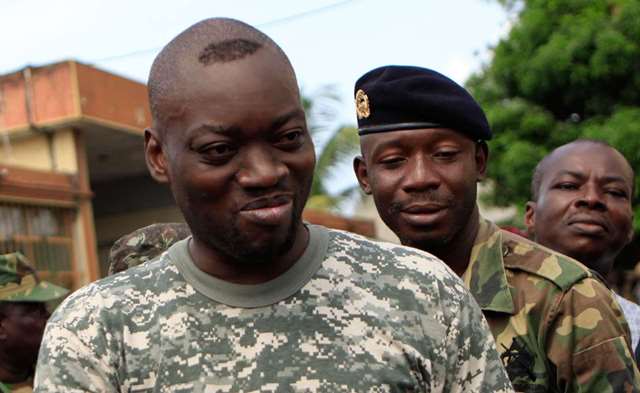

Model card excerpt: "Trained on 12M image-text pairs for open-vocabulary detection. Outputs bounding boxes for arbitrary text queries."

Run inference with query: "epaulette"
[500,229,591,292]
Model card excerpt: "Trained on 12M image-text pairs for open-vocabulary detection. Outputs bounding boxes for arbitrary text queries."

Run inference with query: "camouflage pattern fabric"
[35,225,513,392]
[463,218,640,392]
[0,252,68,302]
[108,223,190,275]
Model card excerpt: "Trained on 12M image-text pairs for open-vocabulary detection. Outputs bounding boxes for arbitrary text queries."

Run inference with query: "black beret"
[354,65,492,140]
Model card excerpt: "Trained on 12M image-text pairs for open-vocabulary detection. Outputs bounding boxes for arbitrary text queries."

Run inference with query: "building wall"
[0,133,52,170]
[0,128,100,288]
[91,174,183,277]
[0,128,77,173]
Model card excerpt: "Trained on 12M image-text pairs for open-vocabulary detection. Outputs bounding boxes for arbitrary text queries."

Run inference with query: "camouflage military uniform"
[36,225,513,392]
[108,223,190,275]
[0,253,69,393]
[0,252,68,303]
[463,218,640,392]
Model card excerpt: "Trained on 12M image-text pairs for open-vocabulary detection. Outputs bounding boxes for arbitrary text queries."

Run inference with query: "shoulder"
[49,254,181,327]
[500,229,592,292]
[322,227,474,312]
[325,227,457,280]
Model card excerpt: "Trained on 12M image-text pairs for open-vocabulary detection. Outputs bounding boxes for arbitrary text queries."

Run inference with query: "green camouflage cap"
[0,252,69,302]
[108,223,191,275]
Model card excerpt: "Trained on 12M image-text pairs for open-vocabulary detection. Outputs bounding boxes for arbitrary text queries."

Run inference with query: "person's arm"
[34,291,120,392]
[546,277,640,392]
[439,285,514,393]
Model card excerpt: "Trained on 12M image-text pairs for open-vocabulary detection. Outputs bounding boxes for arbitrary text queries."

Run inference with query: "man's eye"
[606,189,628,198]
[200,143,237,160]
[556,183,578,190]
[379,156,405,166]
[275,130,304,148]
[433,150,458,159]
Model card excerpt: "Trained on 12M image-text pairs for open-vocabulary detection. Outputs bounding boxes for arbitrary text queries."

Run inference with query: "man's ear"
[524,201,537,239]
[145,128,169,183]
[475,141,489,181]
[353,156,372,195]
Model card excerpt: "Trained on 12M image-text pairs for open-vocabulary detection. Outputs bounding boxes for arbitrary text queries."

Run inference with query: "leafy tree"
[302,86,361,211]
[468,0,640,229]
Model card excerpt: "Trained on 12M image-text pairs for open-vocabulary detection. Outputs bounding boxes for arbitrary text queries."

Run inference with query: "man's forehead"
[544,143,633,183]
[156,54,299,130]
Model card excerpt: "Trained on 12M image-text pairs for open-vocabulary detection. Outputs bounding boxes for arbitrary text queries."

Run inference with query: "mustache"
[389,191,456,214]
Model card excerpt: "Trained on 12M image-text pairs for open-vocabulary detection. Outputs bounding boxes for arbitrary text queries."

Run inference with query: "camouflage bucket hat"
[108,223,191,275]
[0,252,69,302]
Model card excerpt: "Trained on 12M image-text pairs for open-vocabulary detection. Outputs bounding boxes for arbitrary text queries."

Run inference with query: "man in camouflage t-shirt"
[35,18,512,392]
[352,65,640,391]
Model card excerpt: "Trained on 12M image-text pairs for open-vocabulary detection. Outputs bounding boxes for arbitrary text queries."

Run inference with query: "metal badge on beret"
[355,89,370,119]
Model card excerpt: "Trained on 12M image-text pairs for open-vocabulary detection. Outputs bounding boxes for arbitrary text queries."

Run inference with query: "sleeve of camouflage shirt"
[546,276,640,391]
[34,289,120,392]
[435,278,514,392]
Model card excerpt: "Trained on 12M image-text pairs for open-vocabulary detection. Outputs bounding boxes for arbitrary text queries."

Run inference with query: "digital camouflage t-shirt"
[35,225,512,392]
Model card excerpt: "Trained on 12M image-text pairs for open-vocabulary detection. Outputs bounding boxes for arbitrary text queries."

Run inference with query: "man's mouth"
[567,215,608,236]
[399,203,448,226]
[239,194,293,226]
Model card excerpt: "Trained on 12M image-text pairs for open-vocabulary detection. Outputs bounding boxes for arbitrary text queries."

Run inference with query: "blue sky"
[0,0,509,125]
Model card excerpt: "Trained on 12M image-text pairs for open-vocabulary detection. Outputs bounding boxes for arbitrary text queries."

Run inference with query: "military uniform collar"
[462,218,515,315]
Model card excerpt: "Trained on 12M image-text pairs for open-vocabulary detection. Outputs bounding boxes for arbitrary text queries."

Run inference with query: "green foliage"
[469,0,640,229]
[302,86,361,211]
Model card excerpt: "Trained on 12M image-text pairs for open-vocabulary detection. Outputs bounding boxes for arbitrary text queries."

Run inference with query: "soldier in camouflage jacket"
[353,65,640,392]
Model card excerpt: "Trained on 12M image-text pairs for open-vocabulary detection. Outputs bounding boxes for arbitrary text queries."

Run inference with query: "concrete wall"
[0,128,100,287]
[91,174,183,277]
[0,128,78,173]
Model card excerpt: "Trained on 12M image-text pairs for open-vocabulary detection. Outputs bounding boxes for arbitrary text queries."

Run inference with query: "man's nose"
[401,155,440,192]
[236,146,289,189]
[574,183,606,211]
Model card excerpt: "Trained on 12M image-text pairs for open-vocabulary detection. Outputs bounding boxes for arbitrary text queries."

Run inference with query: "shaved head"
[525,138,635,274]
[148,18,297,131]
[531,139,635,201]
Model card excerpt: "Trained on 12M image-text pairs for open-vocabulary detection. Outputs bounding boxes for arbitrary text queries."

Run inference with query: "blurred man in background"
[525,139,640,359]
[0,253,68,393]
[108,223,190,275]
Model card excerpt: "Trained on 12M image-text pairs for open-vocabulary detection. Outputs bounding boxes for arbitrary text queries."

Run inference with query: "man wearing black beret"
[353,65,640,392]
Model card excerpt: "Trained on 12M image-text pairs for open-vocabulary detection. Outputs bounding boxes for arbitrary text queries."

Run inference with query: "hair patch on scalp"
[198,38,263,65]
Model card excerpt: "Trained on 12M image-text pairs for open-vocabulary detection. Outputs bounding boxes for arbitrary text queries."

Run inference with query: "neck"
[570,252,614,278]
[423,208,481,277]
[189,223,309,284]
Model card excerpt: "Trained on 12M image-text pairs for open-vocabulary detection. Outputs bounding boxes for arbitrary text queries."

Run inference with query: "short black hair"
[530,139,635,201]
[197,38,262,65]
[148,18,296,130]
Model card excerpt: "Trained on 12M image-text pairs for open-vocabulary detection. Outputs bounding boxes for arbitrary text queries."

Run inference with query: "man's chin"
[228,228,298,264]
[402,232,454,252]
